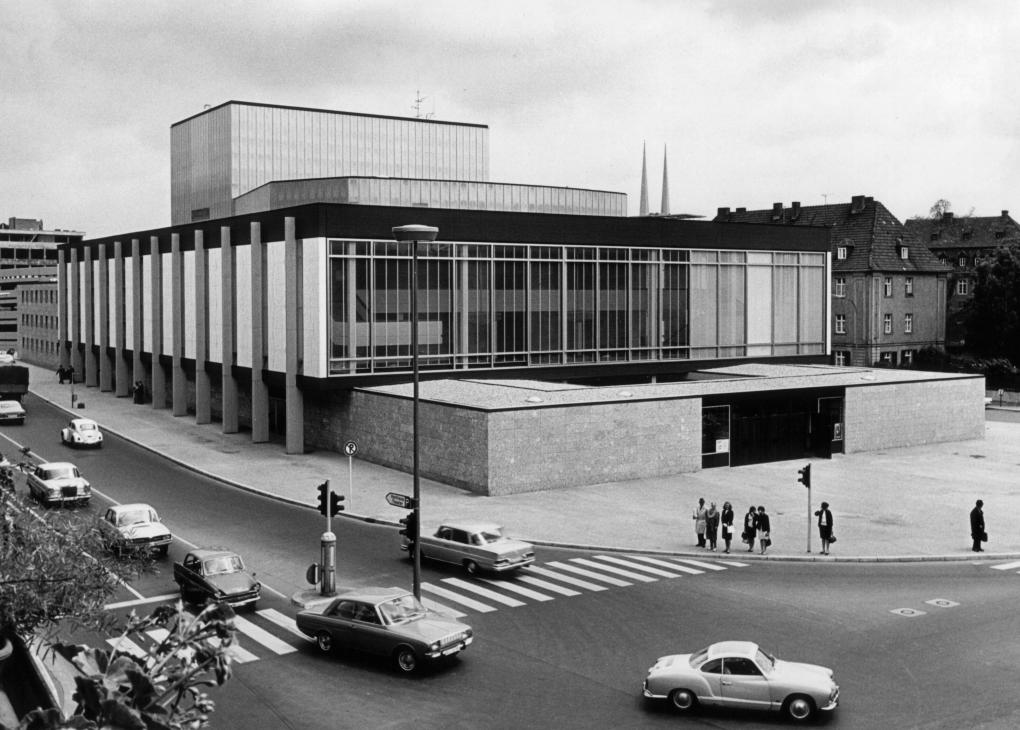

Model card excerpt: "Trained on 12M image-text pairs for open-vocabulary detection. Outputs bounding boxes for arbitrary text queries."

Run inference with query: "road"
[5,394,1020,728]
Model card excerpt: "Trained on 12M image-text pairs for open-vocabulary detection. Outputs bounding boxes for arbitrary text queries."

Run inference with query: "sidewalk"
[22,363,1020,562]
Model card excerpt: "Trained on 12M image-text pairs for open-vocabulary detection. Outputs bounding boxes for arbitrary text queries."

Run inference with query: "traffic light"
[797,464,811,488]
[316,481,329,516]
[398,511,418,540]
[330,492,345,515]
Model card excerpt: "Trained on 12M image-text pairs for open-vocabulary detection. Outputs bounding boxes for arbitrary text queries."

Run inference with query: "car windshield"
[118,509,154,526]
[42,465,78,480]
[377,594,427,625]
[473,527,505,545]
[203,555,243,575]
[755,648,776,674]
[0,402,19,411]
[77,422,98,431]
[689,647,710,667]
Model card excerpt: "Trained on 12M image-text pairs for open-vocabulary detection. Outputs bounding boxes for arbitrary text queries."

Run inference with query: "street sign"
[386,492,414,509]
[344,441,358,456]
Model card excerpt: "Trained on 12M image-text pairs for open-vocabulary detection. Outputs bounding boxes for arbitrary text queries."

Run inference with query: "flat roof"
[362,364,982,412]
[172,100,488,129]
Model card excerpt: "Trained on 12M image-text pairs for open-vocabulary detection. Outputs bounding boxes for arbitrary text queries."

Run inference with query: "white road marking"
[105,593,180,610]
[106,636,148,660]
[991,560,1020,570]
[525,565,608,591]
[441,578,526,607]
[593,555,684,578]
[571,557,656,582]
[479,578,555,601]
[420,596,467,618]
[233,615,297,655]
[545,561,631,587]
[669,558,727,571]
[257,608,312,641]
[515,574,582,596]
[421,582,497,613]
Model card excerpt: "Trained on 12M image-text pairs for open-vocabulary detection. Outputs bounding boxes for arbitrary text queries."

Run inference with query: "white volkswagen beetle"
[643,641,839,722]
[61,418,104,448]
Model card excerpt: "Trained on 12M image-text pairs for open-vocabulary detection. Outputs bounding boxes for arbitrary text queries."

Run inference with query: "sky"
[2,0,1019,238]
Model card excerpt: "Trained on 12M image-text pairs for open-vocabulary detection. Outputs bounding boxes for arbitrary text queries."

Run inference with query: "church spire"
[639,142,649,217]
[660,144,670,216]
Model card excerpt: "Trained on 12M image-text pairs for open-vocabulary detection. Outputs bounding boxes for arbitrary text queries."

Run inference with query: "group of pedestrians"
[692,498,775,554]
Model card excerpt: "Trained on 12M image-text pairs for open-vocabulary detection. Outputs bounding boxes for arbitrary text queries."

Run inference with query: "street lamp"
[392,224,439,600]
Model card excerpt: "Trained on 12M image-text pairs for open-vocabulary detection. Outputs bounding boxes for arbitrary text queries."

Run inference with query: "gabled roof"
[903,211,1020,251]
[714,196,950,274]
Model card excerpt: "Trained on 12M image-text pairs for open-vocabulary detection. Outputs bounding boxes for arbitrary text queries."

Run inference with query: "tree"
[929,199,952,218]
[964,242,1020,364]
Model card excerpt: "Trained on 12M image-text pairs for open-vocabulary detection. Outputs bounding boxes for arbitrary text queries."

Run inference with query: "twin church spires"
[639,142,670,217]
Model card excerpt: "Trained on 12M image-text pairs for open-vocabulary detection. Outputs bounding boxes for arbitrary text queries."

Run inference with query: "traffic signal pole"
[798,464,812,554]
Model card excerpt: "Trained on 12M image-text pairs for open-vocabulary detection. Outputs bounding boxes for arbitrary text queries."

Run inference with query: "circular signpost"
[344,441,358,456]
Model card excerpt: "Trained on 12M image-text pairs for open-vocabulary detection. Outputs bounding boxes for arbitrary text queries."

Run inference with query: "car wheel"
[315,631,333,653]
[669,688,697,712]
[393,646,418,673]
[464,560,479,576]
[784,695,816,722]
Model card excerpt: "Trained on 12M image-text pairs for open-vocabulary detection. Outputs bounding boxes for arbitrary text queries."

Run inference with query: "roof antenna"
[821,193,832,204]
[412,90,433,119]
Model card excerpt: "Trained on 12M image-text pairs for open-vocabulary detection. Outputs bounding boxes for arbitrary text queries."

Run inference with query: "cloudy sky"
[2,0,1018,238]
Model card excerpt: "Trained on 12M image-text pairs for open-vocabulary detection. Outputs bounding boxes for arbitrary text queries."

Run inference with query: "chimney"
[717,207,730,219]
[790,201,801,221]
[942,211,954,222]
[1002,210,1009,219]
[850,195,866,214]
[771,202,783,221]
[736,207,746,213]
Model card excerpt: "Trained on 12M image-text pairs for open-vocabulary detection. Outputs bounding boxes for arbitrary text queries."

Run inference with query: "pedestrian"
[721,501,734,554]
[692,497,707,548]
[705,502,719,551]
[970,499,985,553]
[56,366,66,384]
[756,505,771,555]
[743,505,757,552]
[815,501,834,555]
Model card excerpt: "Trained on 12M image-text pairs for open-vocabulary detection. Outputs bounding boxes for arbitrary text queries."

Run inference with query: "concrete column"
[98,243,113,392]
[57,248,69,369]
[114,240,130,396]
[220,225,238,433]
[150,236,166,409]
[131,239,144,389]
[69,248,83,378]
[170,233,187,416]
[83,246,97,387]
[250,221,269,442]
[284,217,304,454]
[194,229,211,424]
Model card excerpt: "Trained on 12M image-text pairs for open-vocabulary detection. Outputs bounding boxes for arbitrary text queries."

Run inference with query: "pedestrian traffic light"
[316,481,329,516]
[797,464,811,488]
[330,492,345,515]
[398,511,418,540]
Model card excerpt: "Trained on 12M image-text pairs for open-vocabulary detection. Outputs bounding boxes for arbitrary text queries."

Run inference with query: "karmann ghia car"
[402,521,535,575]
[643,641,839,722]
[296,587,473,673]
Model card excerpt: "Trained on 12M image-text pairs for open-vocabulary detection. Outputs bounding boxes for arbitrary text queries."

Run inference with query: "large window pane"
[773,266,798,344]
[599,262,628,356]
[566,261,595,359]
[718,264,745,347]
[689,264,717,348]
[530,260,560,352]
[662,263,688,347]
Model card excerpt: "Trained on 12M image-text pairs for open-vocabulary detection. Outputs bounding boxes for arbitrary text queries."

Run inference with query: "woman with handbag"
[721,502,735,554]
[815,501,834,555]
[756,505,771,555]
[743,505,757,553]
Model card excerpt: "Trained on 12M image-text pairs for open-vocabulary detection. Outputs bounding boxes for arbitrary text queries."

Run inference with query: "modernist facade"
[716,197,950,368]
[904,209,1020,350]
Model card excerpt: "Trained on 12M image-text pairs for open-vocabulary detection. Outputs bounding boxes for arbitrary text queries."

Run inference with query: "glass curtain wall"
[328,241,825,374]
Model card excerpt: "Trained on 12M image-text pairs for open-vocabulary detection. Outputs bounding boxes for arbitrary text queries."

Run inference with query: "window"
[995,230,1005,239]
[836,246,847,260]
[958,255,967,267]
[902,349,915,365]
[883,277,892,297]
[725,658,763,676]
[834,314,846,334]
[899,246,909,260]
[957,279,969,296]
[883,313,892,334]
[880,351,897,365]
[939,255,948,265]
[833,276,846,297]
[904,277,914,297]
[930,232,939,241]
[834,350,849,366]
[904,313,913,333]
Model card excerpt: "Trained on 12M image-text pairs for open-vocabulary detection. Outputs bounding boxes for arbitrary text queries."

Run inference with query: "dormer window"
[899,245,909,260]
[995,231,1005,239]
[958,255,967,267]
[930,232,939,241]
[962,230,972,240]
[836,246,847,260]
[939,255,948,265]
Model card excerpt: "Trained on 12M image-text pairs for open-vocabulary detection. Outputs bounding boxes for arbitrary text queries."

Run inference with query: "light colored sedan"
[26,461,91,507]
[404,521,535,575]
[643,641,839,722]
[61,417,104,448]
[0,400,25,425]
[99,503,172,556]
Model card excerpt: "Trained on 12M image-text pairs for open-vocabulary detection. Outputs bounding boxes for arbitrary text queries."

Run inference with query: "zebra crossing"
[990,559,1020,573]
[105,553,747,667]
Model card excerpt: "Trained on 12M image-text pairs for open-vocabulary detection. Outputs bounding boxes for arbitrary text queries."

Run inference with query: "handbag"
[828,534,837,544]
[981,531,988,542]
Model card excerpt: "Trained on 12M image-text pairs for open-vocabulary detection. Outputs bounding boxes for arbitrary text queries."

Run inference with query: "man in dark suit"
[970,500,985,552]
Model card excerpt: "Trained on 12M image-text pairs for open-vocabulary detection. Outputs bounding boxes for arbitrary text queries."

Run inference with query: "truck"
[0,363,28,401]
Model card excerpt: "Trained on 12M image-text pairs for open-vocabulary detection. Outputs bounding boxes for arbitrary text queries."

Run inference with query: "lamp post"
[392,224,439,600]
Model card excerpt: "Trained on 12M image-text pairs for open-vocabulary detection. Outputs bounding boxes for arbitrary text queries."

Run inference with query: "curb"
[26,386,1020,565]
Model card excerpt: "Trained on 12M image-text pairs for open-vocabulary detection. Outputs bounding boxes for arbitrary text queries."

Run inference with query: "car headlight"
[429,641,441,652]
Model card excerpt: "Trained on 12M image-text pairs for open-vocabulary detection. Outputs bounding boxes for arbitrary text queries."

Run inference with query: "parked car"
[173,549,260,609]
[643,641,839,722]
[61,417,103,448]
[296,587,473,673]
[402,521,535,575]
[26,461,91,507]
[0,399,25,425]
[99,503,172,556]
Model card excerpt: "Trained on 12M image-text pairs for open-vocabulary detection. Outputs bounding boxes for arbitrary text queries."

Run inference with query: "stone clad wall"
[486,398,703,495]
[843,376,985,452]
